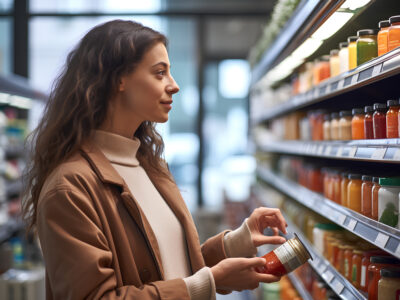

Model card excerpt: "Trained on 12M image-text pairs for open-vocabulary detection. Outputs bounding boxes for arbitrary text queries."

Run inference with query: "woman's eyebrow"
[151,62,170,69]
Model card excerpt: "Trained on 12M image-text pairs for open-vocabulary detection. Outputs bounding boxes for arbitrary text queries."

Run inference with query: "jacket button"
[140,268,151,283]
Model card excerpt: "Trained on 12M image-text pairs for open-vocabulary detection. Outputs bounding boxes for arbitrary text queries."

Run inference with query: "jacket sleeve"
[37,187,190,300]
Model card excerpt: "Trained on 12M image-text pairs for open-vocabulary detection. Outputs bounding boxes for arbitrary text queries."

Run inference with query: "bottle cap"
[387,99,399,107]
[364,106,374,113]
[379,177,400,186]
[389,15,400,24]
[339,110,352,117]
[362,175,372,181]
[370,256,400,264]
[331,112,339,119]
[352,108,364,115]
[348,173,362,180]
[373,103,387,110]
[381,267,400,278]
[330,49,339,56]
[347,36,358,43]
[379,20,390,28]
[339,42,348,49]
[357,29,377,36]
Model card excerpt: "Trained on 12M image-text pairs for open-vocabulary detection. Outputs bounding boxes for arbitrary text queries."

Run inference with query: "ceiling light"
[340,0,372,10]
[311,12,354,40]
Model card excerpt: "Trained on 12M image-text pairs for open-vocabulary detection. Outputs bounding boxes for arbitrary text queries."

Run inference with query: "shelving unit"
[257,166,400,259]
[253,47,400,123]
[256,184,366,300]
[256,139,400,163]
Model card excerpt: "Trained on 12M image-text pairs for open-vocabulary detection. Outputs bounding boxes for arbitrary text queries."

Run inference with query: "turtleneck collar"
[93,130,140,167]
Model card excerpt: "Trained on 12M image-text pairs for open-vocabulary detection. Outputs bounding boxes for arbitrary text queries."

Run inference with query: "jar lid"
[339,42,348,49]
[379,177,400,186]
[321,55,330,61]
[357,29,377,36]
[339,110,352,117]
[389,15,400,24]
[373,103,387,110]
[387,99,399,107]
[331,112,339,119]
[381,267,400,278]
[372,176,380,183]
[364,106,374,113]
[348,173,362,180]
[362,175,372,181]
[352,108,364,115]
[370,256,400,264]
[330,49,339,56]
[315,223,342,230]
[341,171,349,177]
[347,36,358,43]
[379,20,390,28]
[324,114,331,121]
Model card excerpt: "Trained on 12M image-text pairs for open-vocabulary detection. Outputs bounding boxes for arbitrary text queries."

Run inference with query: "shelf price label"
[372,64,382,76]
[395,244,400,258]
[333,280,344,294]
[317,145,324,155]
[318,263,327,274]
[323,270,334,283]
[371,148,387,160]
[336,212,347,225]
[347,219,357,231]
[393,148,400,161]
[375,233,389,248]
[348,147,357,158]
[336,147,344,157]
[325,146,332,156]
[351,74,359,85]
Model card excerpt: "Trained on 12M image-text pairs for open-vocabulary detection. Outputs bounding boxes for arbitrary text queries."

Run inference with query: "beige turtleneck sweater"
[93,130,257,300]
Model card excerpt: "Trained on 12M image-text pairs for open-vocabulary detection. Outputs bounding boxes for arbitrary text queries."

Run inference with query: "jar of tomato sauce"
[348,174,363,213]
[361,175,374,218]
[372,177,381,220]
[378,267,400,300]
[373,103,387,139]
[365,105,374,139]
[341,171,350,207]
[261,233,312,276]
[352,249,364,288]
[368,256,400,300]
[361,250,389,292]
[378,20,390,56]
[386,99,399,138]
[388,15,400,52]
[352,108,365,139]
[339,110,352,140]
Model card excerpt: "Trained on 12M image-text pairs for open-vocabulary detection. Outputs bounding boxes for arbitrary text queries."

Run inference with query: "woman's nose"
[167,77,180,94]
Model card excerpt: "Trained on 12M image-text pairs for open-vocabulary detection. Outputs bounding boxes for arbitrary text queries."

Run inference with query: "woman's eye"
[157,70,166,76]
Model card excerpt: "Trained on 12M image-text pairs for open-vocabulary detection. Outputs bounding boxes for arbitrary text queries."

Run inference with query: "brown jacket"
[37,142,229,299]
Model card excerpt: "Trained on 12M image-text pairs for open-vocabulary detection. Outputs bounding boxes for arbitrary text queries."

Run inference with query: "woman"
[23,20,288,300]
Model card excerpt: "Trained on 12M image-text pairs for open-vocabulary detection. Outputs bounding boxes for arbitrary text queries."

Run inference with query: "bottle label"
[273,243,302,272]
[344,258,349,277]
[352,264,357,282]
[361,266,366,287]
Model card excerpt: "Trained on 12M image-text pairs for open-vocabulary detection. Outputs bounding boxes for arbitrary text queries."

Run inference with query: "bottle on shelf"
[323,114,331,140]
[339,42,349,73]
[348,36,358,69]
[388,15,400,52]
[329,49,340,77]
[361,175,373,219]
[368,256,400,300]
[373,103,387,139]
[378,267,400,300]
[372,177,381,221]
[378,177,400,229]
[330,112,340,140]
[378,20,390,56]
[364,105,374,139]
[339,110,352,140]
[386,99,399,138]
[356,29,378,66]
[348,173,363,213]
[351,107,365,140]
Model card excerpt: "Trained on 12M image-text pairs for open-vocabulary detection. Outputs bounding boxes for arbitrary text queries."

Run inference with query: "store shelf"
[256,139,400,163]
[287,273,313,300]
[251,0,342,85]
[0,74,47,103]
[256,185,366,300]
[254,48,400,123]
[0,218,24,245]
[257,166,400,259]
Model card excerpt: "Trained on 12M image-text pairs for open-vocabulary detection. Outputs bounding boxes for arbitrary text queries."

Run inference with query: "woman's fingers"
[255,208,287,234]
[245,257,267,268]
[255,272,281,283]
[253,234,286,247]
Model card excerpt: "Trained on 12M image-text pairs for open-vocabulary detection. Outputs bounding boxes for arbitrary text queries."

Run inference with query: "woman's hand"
[247,207,288,247]
[211,257,280,291]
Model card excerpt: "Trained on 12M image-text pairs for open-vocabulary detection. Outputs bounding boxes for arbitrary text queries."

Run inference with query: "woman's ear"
[118,76,126,92]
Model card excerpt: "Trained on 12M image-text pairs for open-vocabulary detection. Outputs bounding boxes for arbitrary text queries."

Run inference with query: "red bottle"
[372,103,387,139]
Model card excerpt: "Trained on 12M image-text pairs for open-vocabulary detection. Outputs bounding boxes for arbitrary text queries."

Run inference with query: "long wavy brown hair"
[23,20,172,233]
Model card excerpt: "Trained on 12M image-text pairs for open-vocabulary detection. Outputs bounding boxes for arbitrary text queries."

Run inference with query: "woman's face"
[118,42,180,123]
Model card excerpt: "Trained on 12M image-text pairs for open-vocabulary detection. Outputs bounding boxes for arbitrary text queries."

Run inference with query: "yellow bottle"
[348,36,358,69]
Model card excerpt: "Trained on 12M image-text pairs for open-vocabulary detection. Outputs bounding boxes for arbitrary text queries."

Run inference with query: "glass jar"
[330,49,340,77]
[315,110,326,141]
[368,256,400,300]
[378,20,390,56]
[344,246,355,280]
[378,267,400,300]
[339,42,349,73]
[361,175,373,218]
[330,112,340,140]
[378,177,400,228]
[313,223,341,254]
[348,173,363,213]
[323,114,331,140]
[388,15,400,52]
[332,171,342,204]
[361,250,389,292]
[386,99,400,138]
[309,166,323,193]
[352,108,365,139]
[357,29,378,66]
[341,171,350,207]
[337,244,347,275]
[348,36,358,69]
[373,103,387,139]
[365,105,374,139]
[372,177,381,220]
[339,110,352,140]
[352,249,364,288]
